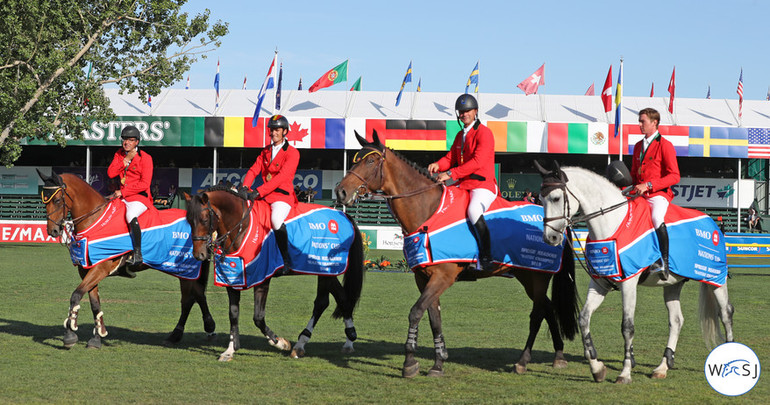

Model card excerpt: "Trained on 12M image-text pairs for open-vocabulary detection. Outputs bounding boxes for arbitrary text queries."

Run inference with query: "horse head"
[185,188,250,261]
[185,191,219,261]
[535,160,576,246]
[37,169,69,238]
[335,129,387,206]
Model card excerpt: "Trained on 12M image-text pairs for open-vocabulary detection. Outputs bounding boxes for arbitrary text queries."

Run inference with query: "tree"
[0,0,228,166]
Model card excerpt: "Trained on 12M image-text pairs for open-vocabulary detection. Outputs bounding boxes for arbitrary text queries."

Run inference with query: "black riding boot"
[274,224,292,276]
[650,223,670,280]
[471,216,494,271]
[126,218,143,268]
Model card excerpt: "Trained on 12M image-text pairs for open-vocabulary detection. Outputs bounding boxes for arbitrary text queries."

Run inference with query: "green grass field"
[0,243,767,403]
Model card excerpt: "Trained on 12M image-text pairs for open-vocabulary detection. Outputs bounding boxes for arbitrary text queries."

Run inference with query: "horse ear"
[52,171,63,186]
[36,168,50,182]
[553,160,561,171]
[199,192,209,205]
[533,160,549,176]
[183,192,192,203]
[354,130,368,147]
[372,129,383,148]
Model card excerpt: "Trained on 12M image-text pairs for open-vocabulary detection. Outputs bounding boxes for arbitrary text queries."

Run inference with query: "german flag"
[365,119,448,151]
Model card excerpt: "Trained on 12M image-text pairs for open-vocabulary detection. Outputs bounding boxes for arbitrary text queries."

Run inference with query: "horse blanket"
[402,186,564,272]
[584,198,728,286]
[214,201,355,290]
[68,200,202,279]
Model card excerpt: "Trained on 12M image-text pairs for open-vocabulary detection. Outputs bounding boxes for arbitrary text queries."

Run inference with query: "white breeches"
[123,200,148,222]
[646,195,669,228]
[270,201,292,230]
[467,187,497,223]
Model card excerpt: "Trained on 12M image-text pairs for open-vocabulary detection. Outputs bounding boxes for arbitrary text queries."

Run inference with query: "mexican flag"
[309,60,348,92]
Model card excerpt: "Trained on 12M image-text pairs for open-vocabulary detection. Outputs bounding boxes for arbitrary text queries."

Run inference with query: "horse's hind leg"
[324,276,357,355]
[425,299,447,377]
[514,273,561,374]
[712,284,734,342]
[291,277,332,358]
[86,285,107,349]
[652,282,685,379]
[219,287,241,362]
[251,281,290,353]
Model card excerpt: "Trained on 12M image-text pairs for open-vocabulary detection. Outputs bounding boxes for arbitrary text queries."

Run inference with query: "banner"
[671,178,755,208]
[191,168,323,195]
[0,167,39,195]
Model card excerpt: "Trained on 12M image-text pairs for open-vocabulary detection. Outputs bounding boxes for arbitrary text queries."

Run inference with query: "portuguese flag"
[309,60,348,92]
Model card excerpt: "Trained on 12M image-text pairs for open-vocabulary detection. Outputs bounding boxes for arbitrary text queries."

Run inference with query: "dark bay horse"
[335,131,579,378]
[36,170,215,349]
[184,186,364,361]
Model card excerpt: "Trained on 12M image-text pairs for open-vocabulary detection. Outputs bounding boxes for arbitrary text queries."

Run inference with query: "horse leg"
[580,279,610,382]
[426,299,447,377]
[292,277,331,358]
[64,264,112,349]
[708,284,734,344]
[313,276,357,355]
[403,266,458,378]
[86,285,107,349]
[615,279,639,384]
[514,272,557,374]
[164,279,197,346]
[169,263,216,344]
[251,281,291,352]
[652,282,685,379]
[219,287,241,362]
[196,263,217,340]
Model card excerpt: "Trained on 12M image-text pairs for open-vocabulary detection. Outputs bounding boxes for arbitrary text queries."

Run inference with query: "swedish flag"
[395,61,413,106]
[466,61,479,93]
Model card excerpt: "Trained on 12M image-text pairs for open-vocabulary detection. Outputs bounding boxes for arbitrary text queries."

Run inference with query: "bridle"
[345,146,441,203]
[41,183,112,243]
[190,193,250,257]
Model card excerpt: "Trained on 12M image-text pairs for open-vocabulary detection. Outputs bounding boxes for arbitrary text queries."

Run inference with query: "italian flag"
[309,60,348,92]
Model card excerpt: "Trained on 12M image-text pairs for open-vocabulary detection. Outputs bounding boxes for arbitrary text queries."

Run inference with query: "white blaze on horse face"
[541,190,568,246]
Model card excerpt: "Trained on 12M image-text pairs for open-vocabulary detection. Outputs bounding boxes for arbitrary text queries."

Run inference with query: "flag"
[280,118,346,149]
[613,62,623,137]
[737,68,744,119]
[601,65,613,113]
[650,82,654,97]
[298,77,302,90]
[517,64,545,95]
[251,54,277,127]
[466,61,479,93]
[547,123,611,154]
[308,60,348,92]
[350,76,361,91]
[242,75,247,90]
[707,85,711,99]
[275,64,283,110]
[185,75,190,90]
[748,128,770,158]
[214,59,220,108]
[148,93,152,107]
[365,119,447,150]
[486,121,548,153]
[766,86,769,101]
[395,61,413,106]
[668,66,675,114]
[626,125,690,156]
[689,127,748,158]
[585,83,595,96]
[417,78,421,92]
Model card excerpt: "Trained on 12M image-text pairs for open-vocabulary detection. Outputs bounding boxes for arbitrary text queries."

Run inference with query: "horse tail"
[551,231,580,340]
[332,214,365,319]
[699,282,725,349]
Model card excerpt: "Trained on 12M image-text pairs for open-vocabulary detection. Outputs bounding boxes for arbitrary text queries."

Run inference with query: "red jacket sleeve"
[450,126,494,180]
[256,147,300,196]
[107,150,125,179]
[434,132,461,171]
[241,152,265,190]
[121,152,153,198]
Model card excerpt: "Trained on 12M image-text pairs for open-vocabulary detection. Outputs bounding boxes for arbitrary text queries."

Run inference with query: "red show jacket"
[434,121,498,193]
[631,132,680,201]
[107,148,154,207]
[242,141,299,206]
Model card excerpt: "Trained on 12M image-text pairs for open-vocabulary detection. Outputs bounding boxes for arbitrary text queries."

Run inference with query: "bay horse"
[36,170,215,349]
[536,162,734,384]
[184,186,364,361]
[335,131,579,378]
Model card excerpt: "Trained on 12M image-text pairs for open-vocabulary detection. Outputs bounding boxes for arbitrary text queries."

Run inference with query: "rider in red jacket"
[107,125,154,267]
[428,94,498,270]
[630,107,680,279]
[241,114,300,270]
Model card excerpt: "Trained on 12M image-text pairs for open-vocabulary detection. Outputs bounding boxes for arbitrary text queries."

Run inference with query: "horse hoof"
[218,353,234,362]
[651,370,667,379]
[341,345,355,355]
[164,328,184,346]
[206,332,217,342]
[615,376,632,384]
[427,368,444,377]
[86,338,102,349]
[592,366,607,383]
[514,364,527,374]
[553,359,568,369]
[402,362,420,378]
[291,348,305,359]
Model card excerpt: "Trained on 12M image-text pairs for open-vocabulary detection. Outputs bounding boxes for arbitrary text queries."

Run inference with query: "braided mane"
[204,183,248,200]
[386,148,438,183]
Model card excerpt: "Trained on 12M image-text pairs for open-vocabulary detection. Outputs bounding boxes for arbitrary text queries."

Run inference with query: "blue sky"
[179,0,770,101]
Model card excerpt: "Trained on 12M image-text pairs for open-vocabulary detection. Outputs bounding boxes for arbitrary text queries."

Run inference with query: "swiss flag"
[601,65,613,113]
[517,64,545,95]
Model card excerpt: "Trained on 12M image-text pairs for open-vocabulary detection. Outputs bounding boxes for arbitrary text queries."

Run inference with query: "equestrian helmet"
[120,125,141,140]
[455,94,478,112]
[268,114,289,130]
[605,160,632,187]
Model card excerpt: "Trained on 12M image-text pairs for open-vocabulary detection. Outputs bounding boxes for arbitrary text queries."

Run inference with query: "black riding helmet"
[606,160,632,188]
[120,125,141,140]
[455,94,478,112]
[267,114,289,130]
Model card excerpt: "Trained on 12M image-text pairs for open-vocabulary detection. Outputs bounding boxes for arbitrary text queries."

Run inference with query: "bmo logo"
[712,230,720,246]
[601,247,609,254]
[308,222,327,231]
[328,220,339,234]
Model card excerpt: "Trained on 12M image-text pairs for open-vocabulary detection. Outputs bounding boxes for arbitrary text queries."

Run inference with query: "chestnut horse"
[36,170,215,349]
[335,131,579,378]
[184,186,364,361]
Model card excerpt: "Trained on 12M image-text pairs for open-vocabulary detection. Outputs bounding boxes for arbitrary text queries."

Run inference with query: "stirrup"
[648,259,668,280]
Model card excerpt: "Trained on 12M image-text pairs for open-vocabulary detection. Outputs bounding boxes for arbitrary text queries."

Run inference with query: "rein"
[41,184,114,241]
[192,194,251,256]
[346,146,441,202]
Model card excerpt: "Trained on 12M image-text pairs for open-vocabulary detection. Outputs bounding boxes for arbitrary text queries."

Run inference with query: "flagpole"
[617,57,624,160]
[270,48,278,116]
[737,159,742,232]
[409,88,419,120]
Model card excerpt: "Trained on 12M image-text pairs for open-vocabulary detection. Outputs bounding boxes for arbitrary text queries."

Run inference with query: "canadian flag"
[517,64,545,95]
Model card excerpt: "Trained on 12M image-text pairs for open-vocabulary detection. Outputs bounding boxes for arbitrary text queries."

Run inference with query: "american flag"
[748,128,770,158]
[737,68,744,118]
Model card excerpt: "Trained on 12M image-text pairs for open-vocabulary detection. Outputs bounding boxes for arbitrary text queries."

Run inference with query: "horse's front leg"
[514,272,558,374]
[426,298,447,377]
[164,278,197,346]
[165,268,216,346]
[63,264,111,349]
[219,287,241,362]
[652,281,685,379]
[616,279,639,384]
[86,285,107,349]
[580,279,610,382]
[252,281,290,353]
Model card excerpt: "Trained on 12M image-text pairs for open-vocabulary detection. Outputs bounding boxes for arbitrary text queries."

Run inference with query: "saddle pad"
[68,200,201,279]
[402,186,564,273]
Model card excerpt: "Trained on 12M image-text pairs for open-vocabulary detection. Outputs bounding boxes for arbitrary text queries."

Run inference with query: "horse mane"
[57,173,106,201]
[386,148,438,183]
[204,183,248,199]
[562,166,618,192]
